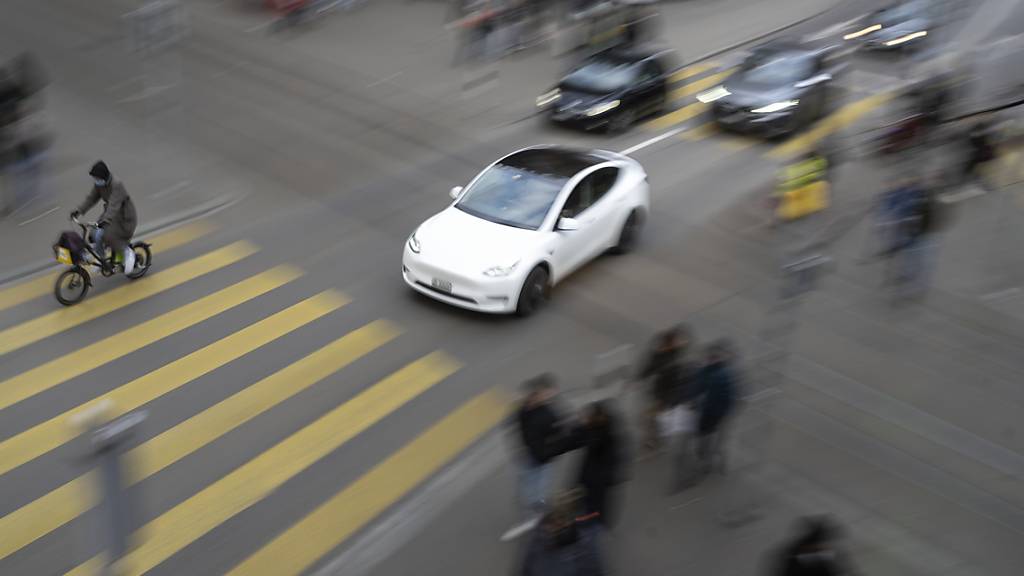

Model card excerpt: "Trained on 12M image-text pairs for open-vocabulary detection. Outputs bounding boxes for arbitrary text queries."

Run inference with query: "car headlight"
[884,30,927,46]
[843,24,881,40]
[408,231,421,254]
[536,88,561,107]
[751,100,800,114]
[697,85,731,103]
[586,100,620,117]
[483,260,520,277]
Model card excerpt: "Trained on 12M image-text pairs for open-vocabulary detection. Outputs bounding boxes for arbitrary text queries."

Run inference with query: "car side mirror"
[795,74,832,89]
[449,186,464,200]
[556,217,580,231]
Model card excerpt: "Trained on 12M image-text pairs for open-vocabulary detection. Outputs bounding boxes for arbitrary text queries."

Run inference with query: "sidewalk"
[188,0,849,133]
[0,1,245,279]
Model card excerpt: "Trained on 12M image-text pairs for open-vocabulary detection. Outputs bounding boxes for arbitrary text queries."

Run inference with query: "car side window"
[589,167,619,204]
[560,178,591,219]
[641,61,661,82]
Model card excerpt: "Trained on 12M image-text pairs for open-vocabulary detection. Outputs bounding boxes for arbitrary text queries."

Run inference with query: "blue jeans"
[519,460,552,517]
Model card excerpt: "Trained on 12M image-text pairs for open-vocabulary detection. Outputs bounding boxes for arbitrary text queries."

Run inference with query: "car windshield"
[455,165,565,230]
[878,1,927,24]
[740,53,814,85]
[562,60,637,93]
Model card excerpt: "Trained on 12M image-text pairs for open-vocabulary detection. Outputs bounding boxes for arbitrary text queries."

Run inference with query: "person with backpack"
[565,401,626,527]
[694,340,740,476]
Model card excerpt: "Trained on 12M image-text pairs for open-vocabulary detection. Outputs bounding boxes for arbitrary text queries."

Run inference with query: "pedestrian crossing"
[641,61,896,160]
[0,226,511,575]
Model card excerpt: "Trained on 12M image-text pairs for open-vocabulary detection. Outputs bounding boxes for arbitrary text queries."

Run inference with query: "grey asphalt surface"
[1,0,1023,574]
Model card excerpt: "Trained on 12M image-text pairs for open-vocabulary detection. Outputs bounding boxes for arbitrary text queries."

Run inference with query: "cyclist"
[71,161,138,275]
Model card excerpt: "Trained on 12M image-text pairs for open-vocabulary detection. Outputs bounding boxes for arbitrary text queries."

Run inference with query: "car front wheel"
[516,266,549,317]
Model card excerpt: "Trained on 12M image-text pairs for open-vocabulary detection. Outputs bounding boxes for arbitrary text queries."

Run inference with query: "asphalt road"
[1,0,1022,575]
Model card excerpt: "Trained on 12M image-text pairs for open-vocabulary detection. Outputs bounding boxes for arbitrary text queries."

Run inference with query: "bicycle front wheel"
[55,267,91,306]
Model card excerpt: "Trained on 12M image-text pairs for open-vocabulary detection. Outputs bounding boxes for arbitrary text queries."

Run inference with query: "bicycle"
[52,216,152,306]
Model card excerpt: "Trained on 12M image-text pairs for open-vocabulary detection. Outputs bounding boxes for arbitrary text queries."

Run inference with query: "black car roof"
[752,39,814,57]
[585,46,662,65]
[499,148,603,179]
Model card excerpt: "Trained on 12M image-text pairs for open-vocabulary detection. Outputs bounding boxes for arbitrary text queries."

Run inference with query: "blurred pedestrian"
[567,401,625,527]
[772,149,830,224]
[0,65,23,217]
[511,374,569,536]
[7,54,52,218]
[520,490,605,576]
[635,324,690,453]
[695,339,740,476]
[963,115,996,189]
[770,516,857,576]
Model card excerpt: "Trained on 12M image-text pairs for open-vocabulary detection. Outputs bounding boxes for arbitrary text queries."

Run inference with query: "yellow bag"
[776,180,830,220]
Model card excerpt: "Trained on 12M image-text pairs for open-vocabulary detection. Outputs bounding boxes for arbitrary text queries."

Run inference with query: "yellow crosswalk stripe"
[645,102,708,131]
[0,241,258,356]
[0,318,393,561]
[769,92,892,159]
[669,69,735,101]
[0,221,216,314]
[0,291,346,480]
[70,352,461,576]
[129,320,400,481]
[0,265,300,416]
[227,389,509,576]
[668,62,716,83]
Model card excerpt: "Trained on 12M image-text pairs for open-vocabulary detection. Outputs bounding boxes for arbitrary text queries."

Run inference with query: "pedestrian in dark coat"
[771,516,856,576]
[636,324,691,451]
[516,374,568,519]
[695,339,739,475]
[521,491,605,576]
[569,401,624,527]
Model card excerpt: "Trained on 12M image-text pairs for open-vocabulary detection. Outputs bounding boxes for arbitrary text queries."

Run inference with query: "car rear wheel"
[612,210,642,254]
[516,266,549,317]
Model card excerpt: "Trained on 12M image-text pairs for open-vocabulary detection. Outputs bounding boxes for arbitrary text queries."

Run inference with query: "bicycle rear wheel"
[55,267,91,306]
[126,243,152,280]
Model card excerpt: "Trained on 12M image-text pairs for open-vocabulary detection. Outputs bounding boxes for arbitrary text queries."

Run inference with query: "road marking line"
[644,102,708,131]
[0,266,297,417]
[768,92,892,159]
[0,221,216,314]
[0,319,394,560]
[669,69,735,101]
[70,352,462,576]
[668,62,716,83]
[619,126,686,155]
[17,205,60,226]
[0,292,345,481]
[225,389,508,576]
[0,240,257,356]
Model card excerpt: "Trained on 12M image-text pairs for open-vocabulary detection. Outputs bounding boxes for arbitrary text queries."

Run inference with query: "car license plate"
[56,247,72,265]
[431,278,453,293]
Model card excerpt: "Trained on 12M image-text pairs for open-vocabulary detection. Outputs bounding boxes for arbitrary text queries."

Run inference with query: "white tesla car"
[402,146,650,316]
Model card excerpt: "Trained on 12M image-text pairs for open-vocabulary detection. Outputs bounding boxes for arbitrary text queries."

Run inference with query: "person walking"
[568,401,625,527]
[636,325,690,453]
[695,340,740,476]
[770,516,857,576]
[506,374,569,540]
[520,490,605,576]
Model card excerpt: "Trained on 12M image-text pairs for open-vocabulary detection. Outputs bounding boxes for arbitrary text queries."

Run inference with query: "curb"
[0,192,245,288]
[686,1,846,66]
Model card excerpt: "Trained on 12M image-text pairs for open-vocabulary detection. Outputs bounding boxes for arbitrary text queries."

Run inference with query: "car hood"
[873,18,930,40]
[414,207,543,275]
[555,87,615,112]
[719,79,799,108]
